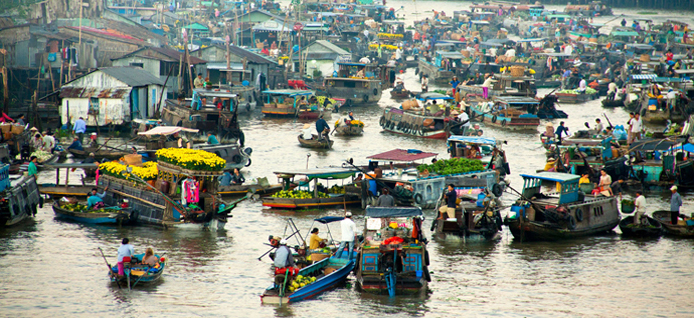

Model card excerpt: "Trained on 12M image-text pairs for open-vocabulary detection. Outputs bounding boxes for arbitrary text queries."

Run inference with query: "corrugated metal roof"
[227,45,278,65]
[99,67,165,86]
[112,47,207,64]
[59,87,132,98]
[312,40,350,55]
[631,74,657,80]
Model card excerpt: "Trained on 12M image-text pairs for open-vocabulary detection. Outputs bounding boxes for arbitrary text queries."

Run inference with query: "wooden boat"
[323,62,387,105]
[162,88,239,132]
[68,147,129,161]
[52,201,132,225]
[109,253,166,288]
[469,96,541,131]
[459,75,537,98]
[504,172,620,241]
[39,163,100,198]
[357,207,430,296]
[0,170,41,228]
[601,98,625,108]
[381,93,455,139]
[652,210,694,237]
[262,168,360,209]
[218,180,284,197]
[260,256,355,304]
[619,215,663,237]
[261,89,333,119]
[556,92,598,104]
[298,135,333,149]
[333,124,363,136]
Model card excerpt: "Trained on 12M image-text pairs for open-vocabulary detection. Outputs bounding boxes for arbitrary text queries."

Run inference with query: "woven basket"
[510,66,525,77]
[640,54,651,62]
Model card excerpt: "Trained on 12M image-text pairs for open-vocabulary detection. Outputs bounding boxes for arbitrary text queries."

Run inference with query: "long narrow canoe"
[52,202,131,224]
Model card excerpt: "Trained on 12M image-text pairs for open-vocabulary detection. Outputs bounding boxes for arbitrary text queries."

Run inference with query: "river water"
[2,2,694,317]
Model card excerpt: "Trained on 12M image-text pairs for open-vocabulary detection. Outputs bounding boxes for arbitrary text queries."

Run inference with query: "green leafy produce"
[271,190,329,199]
[558,87,597,95]
[417,158,485,176]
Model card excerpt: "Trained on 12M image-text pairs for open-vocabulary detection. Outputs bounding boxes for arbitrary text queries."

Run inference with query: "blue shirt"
[73,119,87,134]
[219,172,232,186]
[316,118,329,133]
[87,192,106,208]
[450,80,460,89]
[207,135,219,145]
[67,140,83,151]
[555,125,569,138]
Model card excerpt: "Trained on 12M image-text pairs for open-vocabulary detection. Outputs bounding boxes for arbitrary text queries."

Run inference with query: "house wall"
[61,97,130,126]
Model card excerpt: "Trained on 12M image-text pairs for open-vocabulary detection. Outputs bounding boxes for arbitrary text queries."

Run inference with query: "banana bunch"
[288,274,317,293]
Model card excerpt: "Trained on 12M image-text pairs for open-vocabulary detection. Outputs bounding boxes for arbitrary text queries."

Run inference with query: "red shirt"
[666,52,674,61]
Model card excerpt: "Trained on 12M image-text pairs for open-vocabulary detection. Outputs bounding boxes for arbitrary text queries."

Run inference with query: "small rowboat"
[652,210,694,237]
[334,125,363,136]
[52,202,132,225]
[390,89,411,99]
[297,135,333,149]
[260,255,355,304]
[601,98,625,108]
[109,253,166,289]
[68,147,129,161]
[619,215,663,238]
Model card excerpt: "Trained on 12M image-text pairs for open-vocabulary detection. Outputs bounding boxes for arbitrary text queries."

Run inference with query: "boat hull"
[555,92,598,104]
[297,135,334,149]
[0,175,41,228]
[619,216,662,237]
[262,196,359,209]
[52,203,129,225]
[334,125,364,136]
[470,107,539,130]
[652,210,694,237]
[218,184,283,197]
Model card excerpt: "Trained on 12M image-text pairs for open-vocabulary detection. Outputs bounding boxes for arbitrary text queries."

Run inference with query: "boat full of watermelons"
[652,210,694,237]
[260,255,355,304]
[109,254,166,288]
[619,215,663,238]
[52,201,133,225]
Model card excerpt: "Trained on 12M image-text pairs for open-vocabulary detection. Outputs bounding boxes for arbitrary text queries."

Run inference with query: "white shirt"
[421,77,429,85]
[578,79,587,90]
[457,112,470,127]
[564,45,573,55]
[395,48,402,59]
[667,91,677,100]
[117,244,135,262]
[634,195,647,213]
[340,217,357,242]
[505,48,516,57]
[302,127,313,139]
[608,82,618,93]
[359,57,371,64]
[43,135,55,150]
[489,47,498,56]
[482,77,494,88]
[386,60,396,67]
[631,117,643,133]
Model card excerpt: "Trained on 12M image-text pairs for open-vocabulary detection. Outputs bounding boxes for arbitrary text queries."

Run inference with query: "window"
[130,62,144,68]
[88,98,99,115]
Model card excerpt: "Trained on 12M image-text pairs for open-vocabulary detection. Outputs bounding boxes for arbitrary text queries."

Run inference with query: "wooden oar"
[98,247,120,289]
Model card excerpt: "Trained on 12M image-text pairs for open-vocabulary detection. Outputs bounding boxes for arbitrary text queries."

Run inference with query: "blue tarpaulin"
[314,216,345,224]
[447,136,497,145]
[365,206,423,218]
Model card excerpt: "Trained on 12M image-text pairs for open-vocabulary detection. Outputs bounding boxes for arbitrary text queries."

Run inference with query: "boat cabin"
[520,172,581,205]
[323,62,386,105]
[261,89,334,118]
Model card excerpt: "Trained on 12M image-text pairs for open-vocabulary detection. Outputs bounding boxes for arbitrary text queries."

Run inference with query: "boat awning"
[261,89,314,97]
[517,38,546,42]
[417,92,453,101]
[629,138,686,151]
[447,136,497,145]
[193,89,239,98]
[314,216,345,224]
[365,206,423,218]
[437,51,466,59]
[631,74,657,80]
[366,149,438,162]
[537,53,571,57]
[675,69,694,74]
[672,143,694,153]
[273,168,358,179]
[653,77,687,83]
[611,31,639,37]
[138,126,199,136]
[520,172,580,183]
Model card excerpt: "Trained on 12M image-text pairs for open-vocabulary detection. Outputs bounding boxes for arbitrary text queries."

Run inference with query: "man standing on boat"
[335,212,356,261]
[438,184,457,220]
[376,188,395,207]
[670,186,682,225]
[633,191,647,226]
[555,121,570,145]
[274,239,298,276]
[316,114,330,143]
[73,116,87,143]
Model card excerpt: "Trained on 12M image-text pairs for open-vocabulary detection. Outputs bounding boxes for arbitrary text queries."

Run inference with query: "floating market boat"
[564,1,612,16]
[218,177,284,197]
[459,75,537,98]
[68,147,130,161]
[652,210,694,237]
[97,149,246,229]
[555,88,599,104]
[468,96,541,131]
[162,88,240,132]
[298,135,334,149]
[390,89,411,99]
[356,206,430,296]
[52,201,132,225]
[505,172,620,241]
[109,253,166,289]
[333,118,364,136]
[619,215,663,238]
[0,166,41,228]
[136,126,252,171]
[417,51,463,85]
[380,93,455,139]
[432,188,503,242]
[322,62,387,106]
[261,168,360,209]
[260,255,355,304]
[261,89,333,119]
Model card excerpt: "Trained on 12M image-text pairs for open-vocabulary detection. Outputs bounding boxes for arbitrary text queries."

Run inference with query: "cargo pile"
[271,190,329,199]
[288,274,317,293]
[417,158,485,175]
[155,148,226,171]
[100,161,159,181]
[60,203,110,213]
[558,87,597,95]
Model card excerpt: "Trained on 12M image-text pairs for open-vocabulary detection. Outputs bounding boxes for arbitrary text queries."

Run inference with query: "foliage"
[368,43,399,51]
[61,203,109,213]
[377,33,403,40]
[0,0,41,19]
[30,150,52,163]
[558,87,597,95]
[417,158,485,176]
[155,148,226,171]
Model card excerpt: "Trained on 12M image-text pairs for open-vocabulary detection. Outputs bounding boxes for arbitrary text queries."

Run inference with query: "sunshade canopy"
[138,126,199,136]
[365,206,423,218]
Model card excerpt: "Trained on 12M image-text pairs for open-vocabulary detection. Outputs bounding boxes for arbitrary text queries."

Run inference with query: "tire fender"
[245,157,252,167]
[414,193,423,204]
[492,183,503,197]
[373,88,378,96]
[379,116,386,127]
[491,115,497,123]
[363,94,369,103]
[575,208,584,222]
[501,119,507,126]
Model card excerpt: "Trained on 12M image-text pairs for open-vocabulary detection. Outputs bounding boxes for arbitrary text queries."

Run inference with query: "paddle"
[98,247,121,289]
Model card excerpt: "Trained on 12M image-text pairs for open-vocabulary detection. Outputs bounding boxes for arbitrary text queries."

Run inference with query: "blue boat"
[52,202,132,225]
[109,253,166,288]
[260,254,355,304]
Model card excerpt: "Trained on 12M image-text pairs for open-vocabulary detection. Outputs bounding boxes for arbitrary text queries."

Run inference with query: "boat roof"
[337,62,369,67]
[382,19,404,24]
[417,92,454,101]
[447,136,497,145]
[261,89,314,96]
[520,172,580,183]
[273,167,358,179]
[44,163,103,169]
[193,89,238,98]
[517,37,546,42]
[493,96,540,104]
[629,138,686,151]
[138,126,199,136]
[436,51,466,59]
[314,216,345,224]
[367,149,438,162]
[365,206,423,218]
[537,52,571,57]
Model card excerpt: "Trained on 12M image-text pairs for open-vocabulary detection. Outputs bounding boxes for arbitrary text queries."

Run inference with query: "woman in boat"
[231,168,245,185]
[301,124,313,140]
[308,228,325,251]
[596,169,613,196]
[142,247,159,266]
